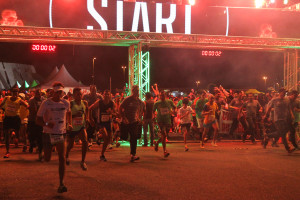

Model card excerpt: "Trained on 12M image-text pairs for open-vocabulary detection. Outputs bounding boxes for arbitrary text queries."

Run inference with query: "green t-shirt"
[195,98,208,119]
[153,99,175,124]
[176,99,192,108]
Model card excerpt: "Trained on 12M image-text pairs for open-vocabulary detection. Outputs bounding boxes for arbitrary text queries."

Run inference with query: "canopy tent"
[245,89,262,94]
[40,65,89,92]
[43,66,59,83]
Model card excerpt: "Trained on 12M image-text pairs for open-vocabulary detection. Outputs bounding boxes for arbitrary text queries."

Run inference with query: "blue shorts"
[203,120,217,128]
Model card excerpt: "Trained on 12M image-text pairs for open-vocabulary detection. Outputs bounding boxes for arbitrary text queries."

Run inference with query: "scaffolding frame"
[0,25,299,94]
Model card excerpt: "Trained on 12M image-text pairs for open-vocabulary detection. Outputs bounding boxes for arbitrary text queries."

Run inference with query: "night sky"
[0,42,283,92]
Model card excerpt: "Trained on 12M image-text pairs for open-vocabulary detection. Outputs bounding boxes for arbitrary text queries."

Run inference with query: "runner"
[143,92,154,147]
[228,93,248,139]
[0,87,29,158]
[287,90,299,149]
[89,90,116,162]
[201,96,219,148]
[28,89,44,160]
[264,88,295,153]
[153,91,176,157]
[36,82,72,193]
[241,93,262,144]
[178,97,194,151]
[65,87,88,170]
[119,85,144,162]
[195,91,208,138]
[83,85,102,150]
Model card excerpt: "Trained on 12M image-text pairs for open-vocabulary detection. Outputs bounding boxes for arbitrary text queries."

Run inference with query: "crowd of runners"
[0,82,299,193]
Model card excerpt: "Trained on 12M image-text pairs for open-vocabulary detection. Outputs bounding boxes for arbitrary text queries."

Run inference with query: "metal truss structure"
[284,50,299,91]
[128,42,150,100]
[0,25,299,93]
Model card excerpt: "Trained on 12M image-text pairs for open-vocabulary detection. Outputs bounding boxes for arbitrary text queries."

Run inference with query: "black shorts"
[3,116,21,131]
[67,127,84,139]
[180,123,191,132]
[158,123,171,135]
[97,122,112,133]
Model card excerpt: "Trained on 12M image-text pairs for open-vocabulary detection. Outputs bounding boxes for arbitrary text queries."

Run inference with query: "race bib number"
[101,114,110,122]
[160,107,169,115]
[73,117,83,126]
[50,134,64,145]
[6,104,17,113]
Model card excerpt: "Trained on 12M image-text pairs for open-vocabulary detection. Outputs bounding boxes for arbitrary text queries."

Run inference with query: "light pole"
[196,80,200,88]
[92,57,96,85]
[121,65,127,83]
[262,76,267,90]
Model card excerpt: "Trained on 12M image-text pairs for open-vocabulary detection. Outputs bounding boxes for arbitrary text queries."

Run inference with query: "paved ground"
[0,141,300,200]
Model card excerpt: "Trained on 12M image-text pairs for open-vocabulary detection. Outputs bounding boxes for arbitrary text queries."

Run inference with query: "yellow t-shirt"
[3,97,21,117]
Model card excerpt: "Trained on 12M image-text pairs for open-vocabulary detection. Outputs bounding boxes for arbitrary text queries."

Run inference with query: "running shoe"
[116,142,120,147]
[80,162,88,171]
[164,152,170,158]
[287,148,296,154]
[200,144,205,149]
[211,142,218,147]
[154,141,158,152]
[100,155,107,162]
[66,158,70,165]
[185,146,189,151]
[108,144,113,150]
[29,147,33,153]
[57,185,68,193]
[88,143,92,150]
[3,153,10,158]
[22,146,27,152]
[130,155,140,162]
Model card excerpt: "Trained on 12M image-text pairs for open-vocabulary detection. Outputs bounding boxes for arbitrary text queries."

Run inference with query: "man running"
[228,93,248,140]
[28,89,45,160]
[241,93,261,144]
[89,90,116,162]
[178,97,194,151]
[119,85,144,162]
[36,82,72,193]
[195,91,208,138]
[201,96,219,148]
[66,87,88,170]
[83,85,102,149]
[153,91,176,157]
[264,88,295,153]
[143,92,154,147]
[287,90,299,149]
[0,87,28,158]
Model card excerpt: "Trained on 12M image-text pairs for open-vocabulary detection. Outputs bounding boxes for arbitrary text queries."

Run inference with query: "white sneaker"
[211,142,218,147]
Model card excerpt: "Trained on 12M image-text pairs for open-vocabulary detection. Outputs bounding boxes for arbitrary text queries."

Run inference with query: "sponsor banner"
[219,109,244,134]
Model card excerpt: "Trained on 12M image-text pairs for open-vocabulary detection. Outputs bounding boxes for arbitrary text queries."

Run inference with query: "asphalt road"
[0,141,299,200]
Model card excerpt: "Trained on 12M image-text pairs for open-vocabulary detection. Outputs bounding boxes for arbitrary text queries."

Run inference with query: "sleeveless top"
[71,100,86,131]
[4,97,21,117]
[98,100,114,124]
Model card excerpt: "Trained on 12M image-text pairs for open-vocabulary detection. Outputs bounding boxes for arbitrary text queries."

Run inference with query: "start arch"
[0,25,299,99]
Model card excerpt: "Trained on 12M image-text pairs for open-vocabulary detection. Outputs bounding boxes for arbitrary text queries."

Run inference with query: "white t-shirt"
[178,106,193,124]
[37,98,70,134]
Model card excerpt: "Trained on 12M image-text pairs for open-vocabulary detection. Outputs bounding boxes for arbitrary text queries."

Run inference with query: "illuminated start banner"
[1,0,300,38]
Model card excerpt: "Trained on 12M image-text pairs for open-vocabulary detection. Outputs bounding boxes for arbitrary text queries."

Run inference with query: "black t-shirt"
[98,100,114,123]
[144,100,154,119]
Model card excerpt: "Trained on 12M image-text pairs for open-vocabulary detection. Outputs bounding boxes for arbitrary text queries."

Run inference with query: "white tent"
[40,65,89,92]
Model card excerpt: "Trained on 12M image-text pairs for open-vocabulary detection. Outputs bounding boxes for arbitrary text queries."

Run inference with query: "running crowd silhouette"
[0,82,299,193]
